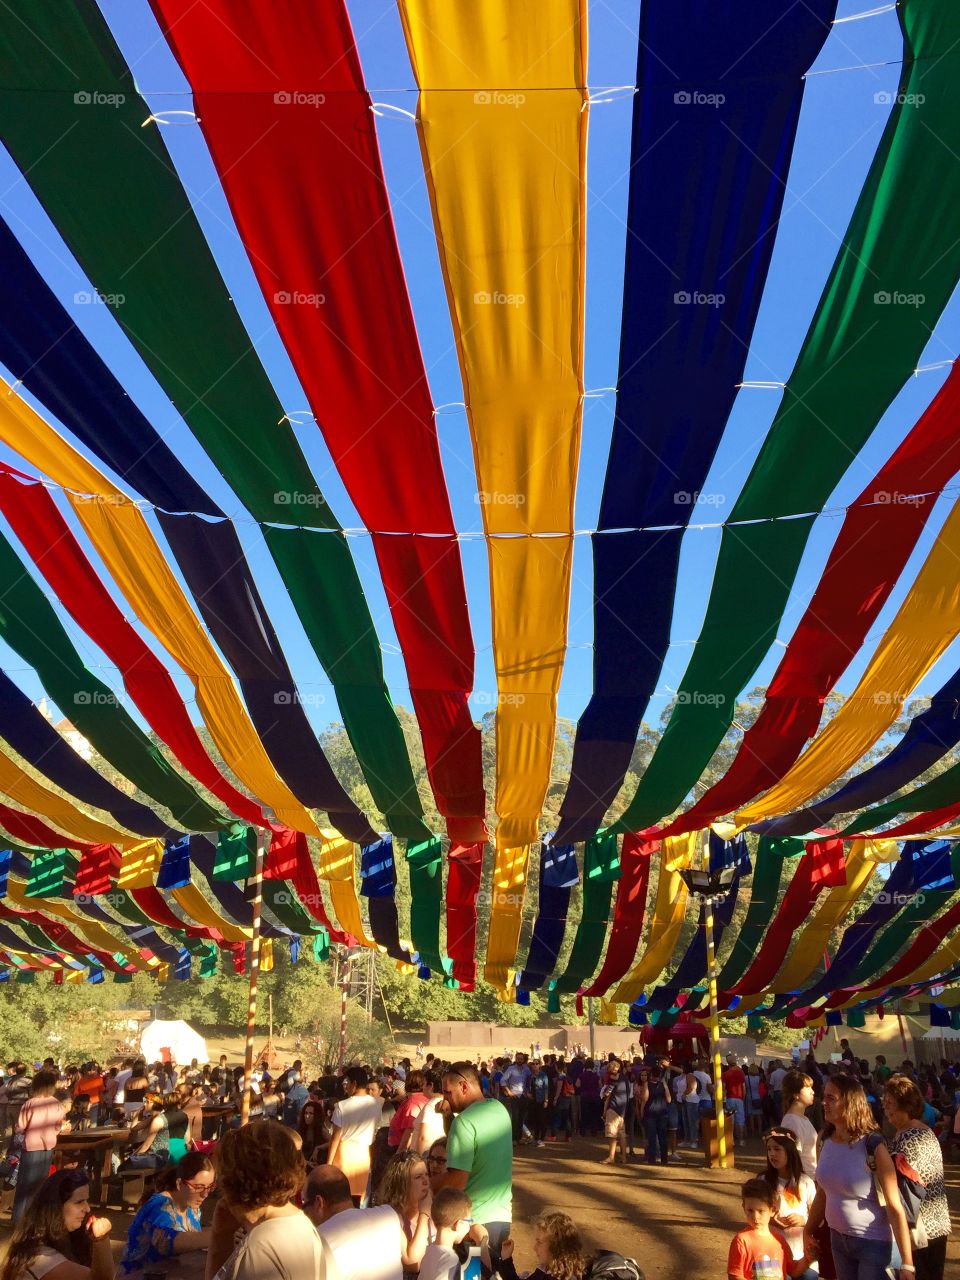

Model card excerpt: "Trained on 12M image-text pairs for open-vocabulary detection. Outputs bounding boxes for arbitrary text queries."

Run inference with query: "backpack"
[646,1079,668,1114]
[584,1251,644,1280]
[561,1078,575,1097]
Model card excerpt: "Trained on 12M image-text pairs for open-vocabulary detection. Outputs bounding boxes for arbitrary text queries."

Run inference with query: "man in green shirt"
[441,1062,512,1254]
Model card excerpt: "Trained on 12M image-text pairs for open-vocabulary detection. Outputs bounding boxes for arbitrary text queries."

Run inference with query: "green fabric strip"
[716,838,800,988]
[0,0,427,841]
[312,933,331,963]
[261,879,323,935]
[213,826,256,882]
[198,944,219,978]
[553,832,620,993]
[843,762,960,833]
[617,0,960,832]
[25,849,68,898]
[406,836,450,975]
[0,531,223,830]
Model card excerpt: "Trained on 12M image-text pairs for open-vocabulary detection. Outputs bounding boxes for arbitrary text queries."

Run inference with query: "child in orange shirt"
[728,1178,817,1280]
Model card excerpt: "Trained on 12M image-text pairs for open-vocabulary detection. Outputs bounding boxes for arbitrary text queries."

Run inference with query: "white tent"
[139,1019,208,1065]
[923,1025,960,1041]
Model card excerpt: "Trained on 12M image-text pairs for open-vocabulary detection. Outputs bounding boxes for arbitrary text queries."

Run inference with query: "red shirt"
[727,1227,789,1279]
[388,1091,427,1147]
[723,1066,746,1100]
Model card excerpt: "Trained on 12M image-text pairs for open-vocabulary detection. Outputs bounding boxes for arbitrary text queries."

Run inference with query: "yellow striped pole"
[241,827,267,1126]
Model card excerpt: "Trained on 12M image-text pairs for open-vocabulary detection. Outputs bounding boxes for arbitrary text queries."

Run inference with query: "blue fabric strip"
[554,0,837,843]
[755,668,960,836]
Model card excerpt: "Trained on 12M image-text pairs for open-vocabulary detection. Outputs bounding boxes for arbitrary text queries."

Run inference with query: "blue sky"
[0,0,958,764]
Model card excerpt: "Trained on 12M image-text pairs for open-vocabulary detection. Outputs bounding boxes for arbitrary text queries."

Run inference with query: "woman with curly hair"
[803,1073,914,1280]
[375,1151,432,1280]
[205,1120,337,1280]
[882,1075,951,1280]
[0,1168,113,1280]
[498,1212,586,1280]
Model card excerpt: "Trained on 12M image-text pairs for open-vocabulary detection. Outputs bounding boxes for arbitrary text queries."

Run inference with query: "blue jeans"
[12,1148,54,1223]
[643,1109,668,1163]
[830,1230,893,1280]
[684,1100,700,1143]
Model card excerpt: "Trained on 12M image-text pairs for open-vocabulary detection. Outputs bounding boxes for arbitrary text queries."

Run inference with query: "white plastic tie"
[369,102,417,122]
[141,109,198,128]
[833,3,898,24]
[736,380,786,389]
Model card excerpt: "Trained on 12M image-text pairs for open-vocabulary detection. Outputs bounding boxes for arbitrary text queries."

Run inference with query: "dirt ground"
[2,1130,957,1279]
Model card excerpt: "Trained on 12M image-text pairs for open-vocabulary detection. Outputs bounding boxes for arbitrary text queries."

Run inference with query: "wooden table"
[54,1126,132,1203]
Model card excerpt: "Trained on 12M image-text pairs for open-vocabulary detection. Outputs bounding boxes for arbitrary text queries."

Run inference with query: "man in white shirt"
[305,1165,403,1280]
[113,1058,134,1105]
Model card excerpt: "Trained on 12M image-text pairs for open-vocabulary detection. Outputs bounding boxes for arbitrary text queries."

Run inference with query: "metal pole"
[241,827,266,1126]
[338,949,351,1071]
[705,893,729,1168]
[588,996,596,1060]
[897,1001,909,1058]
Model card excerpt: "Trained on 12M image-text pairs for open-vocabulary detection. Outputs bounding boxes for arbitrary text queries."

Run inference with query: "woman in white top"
[206,1120,337,1280]
[410,1073,447,1155]
[764,1129,818,1278]
[780,1070,819,1178]
[328,1066,383,1203]
[0,1169,113,1280]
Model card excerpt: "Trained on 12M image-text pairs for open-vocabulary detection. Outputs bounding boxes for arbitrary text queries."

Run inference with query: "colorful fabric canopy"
[150,0,482,846]
[556,0,836,843]
[616,0,960,834]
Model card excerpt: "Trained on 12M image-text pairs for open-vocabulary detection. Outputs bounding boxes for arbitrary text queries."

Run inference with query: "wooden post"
[706,895,729,1169]
[338,948,352,1071]
[241,827,266,1126]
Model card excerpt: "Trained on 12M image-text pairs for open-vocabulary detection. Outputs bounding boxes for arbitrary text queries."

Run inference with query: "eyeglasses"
[183,1180,216,1196]
[427,1155,447,1165]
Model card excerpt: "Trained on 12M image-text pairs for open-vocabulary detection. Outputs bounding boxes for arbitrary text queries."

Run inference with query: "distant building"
[38,697,94,761]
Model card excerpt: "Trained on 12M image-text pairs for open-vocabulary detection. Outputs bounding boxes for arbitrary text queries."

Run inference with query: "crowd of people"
[0,1041,955,1280]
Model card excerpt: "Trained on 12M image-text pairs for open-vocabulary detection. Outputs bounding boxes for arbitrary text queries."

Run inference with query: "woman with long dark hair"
[11,1069,66,1224]
[119,1150,213,1280]
[0,1168,113,1280]
[803,1073,914,1280]
[763,1129,817,1280]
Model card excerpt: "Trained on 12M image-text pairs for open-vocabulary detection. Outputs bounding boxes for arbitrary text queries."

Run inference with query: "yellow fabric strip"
[738,500,960,824]
[611,832,697,1003]
[317,834,376,949]
[0,750,131,845]
[766,840,878,993]
[484,843,531,990]
[399,0,587,850]
[6,878,155,969]
[0,382,319,835]
[171,883,251,943]
[260,938,273,973]
[117,840,165,890]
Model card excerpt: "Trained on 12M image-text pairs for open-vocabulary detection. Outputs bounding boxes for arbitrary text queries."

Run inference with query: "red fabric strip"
[880,802,960,837]
[266,828,353,946]
[446,842,483,984]
[667,364,960,832]
[582,835,657,997]
[826,899,960,1005]
[0,800,90,851]
[727,839,844,997]
[74,844,122,898]
[0,901,124,970]
[131,887,223,944]
[0,469,263,824]
[150,0,484,844]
